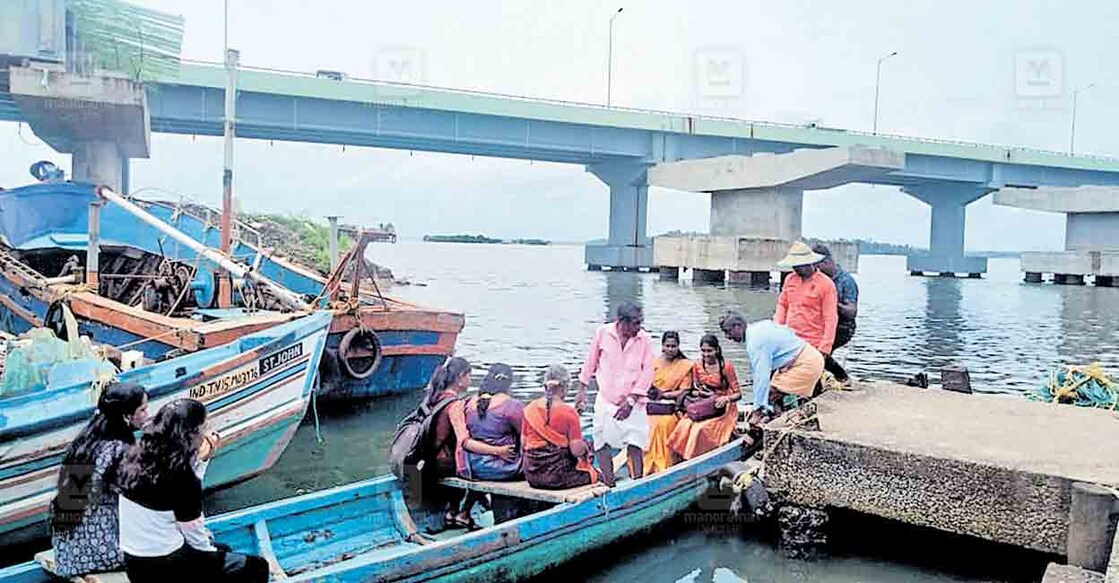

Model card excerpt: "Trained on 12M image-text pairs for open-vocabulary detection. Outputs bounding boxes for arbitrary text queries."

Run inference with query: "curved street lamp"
[1070,82,1096,154]
[873,51,898,135]
[607,8,624,107]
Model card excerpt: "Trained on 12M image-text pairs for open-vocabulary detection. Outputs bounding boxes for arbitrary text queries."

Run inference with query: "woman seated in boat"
[116,398,269,582]
[460,363,523,482]
[521,364,599,490]
[644,331,693,475]
[49,381,148,580]
[422,358,520,530]
[667,334,741,460]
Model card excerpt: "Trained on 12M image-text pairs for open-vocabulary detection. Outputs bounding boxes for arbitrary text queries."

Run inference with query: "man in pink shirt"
[574,301,655,486]
[774,241,838,356]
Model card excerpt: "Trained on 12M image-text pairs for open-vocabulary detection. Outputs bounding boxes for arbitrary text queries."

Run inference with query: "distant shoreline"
[422,234,551,246]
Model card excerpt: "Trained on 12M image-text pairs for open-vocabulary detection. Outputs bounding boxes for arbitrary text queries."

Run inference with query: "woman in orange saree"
[643,331,693,475]
[667,334,741,460]
[521,365,598,489]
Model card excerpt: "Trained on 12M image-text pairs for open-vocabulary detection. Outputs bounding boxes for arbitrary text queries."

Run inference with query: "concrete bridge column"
[71,141,126,192]
[904,184,990,277]
[710,186,803,238]
[585,160,654,271]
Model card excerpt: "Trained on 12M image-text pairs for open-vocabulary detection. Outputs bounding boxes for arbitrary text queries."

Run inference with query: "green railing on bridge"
[156,60,1119,173]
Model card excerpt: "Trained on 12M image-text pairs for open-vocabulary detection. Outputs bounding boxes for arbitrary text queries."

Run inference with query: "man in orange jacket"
[774,241,838,360]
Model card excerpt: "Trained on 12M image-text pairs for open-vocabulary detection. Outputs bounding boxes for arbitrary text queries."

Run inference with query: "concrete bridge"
[5,6,1119,276]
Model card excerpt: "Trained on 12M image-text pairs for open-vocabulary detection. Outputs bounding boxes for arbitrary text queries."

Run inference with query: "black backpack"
[388,394,458,479]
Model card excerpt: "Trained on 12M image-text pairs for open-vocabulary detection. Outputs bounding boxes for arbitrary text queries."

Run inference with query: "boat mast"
[218,41,239,307]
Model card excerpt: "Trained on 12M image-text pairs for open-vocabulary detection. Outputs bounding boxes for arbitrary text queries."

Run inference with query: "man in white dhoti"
[574,301,655,486]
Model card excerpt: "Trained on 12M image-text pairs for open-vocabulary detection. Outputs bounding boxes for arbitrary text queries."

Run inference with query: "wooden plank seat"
[34,550,129,582]
[439,477,609,504]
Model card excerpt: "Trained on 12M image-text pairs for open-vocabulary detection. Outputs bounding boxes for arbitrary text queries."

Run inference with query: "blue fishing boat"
[0,310,332,543]
[0,179,464,400]
[0,438,748,582]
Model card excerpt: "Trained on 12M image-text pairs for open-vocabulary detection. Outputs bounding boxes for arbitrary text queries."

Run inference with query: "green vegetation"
[242,214,353,275]
[423,234,503,244]
[508,239,551,246]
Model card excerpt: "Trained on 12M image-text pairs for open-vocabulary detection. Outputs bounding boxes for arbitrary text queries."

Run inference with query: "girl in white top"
[116,398,268,583]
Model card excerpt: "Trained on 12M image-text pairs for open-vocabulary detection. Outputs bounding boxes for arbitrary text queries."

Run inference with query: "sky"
[2,0,1118,250]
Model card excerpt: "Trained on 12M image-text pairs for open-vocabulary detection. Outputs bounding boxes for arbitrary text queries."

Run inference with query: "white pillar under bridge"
[647,146,903,283]
[8,65,151,193]
[995,186,1119,287]
[584,160,654,271]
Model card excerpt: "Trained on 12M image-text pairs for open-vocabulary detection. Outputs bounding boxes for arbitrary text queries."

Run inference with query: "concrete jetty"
[763,382,1118,576]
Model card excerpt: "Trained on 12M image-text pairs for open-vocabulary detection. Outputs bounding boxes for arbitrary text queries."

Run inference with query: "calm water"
[12,244,1119,579]
[207,244,1119,581]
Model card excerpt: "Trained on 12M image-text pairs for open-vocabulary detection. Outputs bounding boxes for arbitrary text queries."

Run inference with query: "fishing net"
[1030,363,1117,409]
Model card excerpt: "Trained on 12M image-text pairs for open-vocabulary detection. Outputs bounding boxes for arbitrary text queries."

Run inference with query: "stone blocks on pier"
[763,382,1119,555]
[653,236,858,282]
[1042,564,1105,583]
[996,186,1119,286]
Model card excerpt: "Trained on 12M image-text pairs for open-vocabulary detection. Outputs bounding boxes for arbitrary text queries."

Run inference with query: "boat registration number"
[189,343,304,401]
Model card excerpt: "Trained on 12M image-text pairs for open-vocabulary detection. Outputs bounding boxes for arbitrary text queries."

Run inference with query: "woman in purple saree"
[460,363,524,481]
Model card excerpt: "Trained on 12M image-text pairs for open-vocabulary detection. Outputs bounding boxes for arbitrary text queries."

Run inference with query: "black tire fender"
[337,328,382,380]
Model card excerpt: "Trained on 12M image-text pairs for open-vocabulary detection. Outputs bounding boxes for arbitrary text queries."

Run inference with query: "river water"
[204,244,1119,581]
[13,243,1119,580]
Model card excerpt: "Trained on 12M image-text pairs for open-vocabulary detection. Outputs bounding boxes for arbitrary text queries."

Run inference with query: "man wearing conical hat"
[774,241,838,359]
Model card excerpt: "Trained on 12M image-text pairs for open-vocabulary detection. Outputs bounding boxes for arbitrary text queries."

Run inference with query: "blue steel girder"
[146,84,1119,189]
[4,71,1119,189]
[148,83,649,165]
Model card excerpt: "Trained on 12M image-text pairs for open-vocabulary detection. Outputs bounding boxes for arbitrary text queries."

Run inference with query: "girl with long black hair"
[50,381,148,579]
[667,334,741,460]
[116,398,267,582]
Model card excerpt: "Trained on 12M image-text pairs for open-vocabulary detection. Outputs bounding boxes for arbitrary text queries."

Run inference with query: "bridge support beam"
[710,186,803,239]
[71,141,127,192]
[8,65,149,192]
[585,160,654,271]
[994,186,1119,286]
[904,184,989,277]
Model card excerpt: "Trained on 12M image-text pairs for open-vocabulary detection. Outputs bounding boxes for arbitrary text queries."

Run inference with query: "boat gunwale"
[0,312,332,442]
[286,437,748,580]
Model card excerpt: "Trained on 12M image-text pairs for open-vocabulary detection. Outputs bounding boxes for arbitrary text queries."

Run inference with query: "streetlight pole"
[607,7,623,107]
[1070,82,1096,154]
[873,51,898,135]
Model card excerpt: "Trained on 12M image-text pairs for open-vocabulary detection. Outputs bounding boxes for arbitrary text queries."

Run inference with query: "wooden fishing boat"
[0,310,332,543]
[0,180,463,400]
[0,438,748,582]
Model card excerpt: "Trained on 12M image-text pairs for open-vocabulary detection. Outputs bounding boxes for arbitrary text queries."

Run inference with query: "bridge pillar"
[585,160,654,271]
[8,65,150,192]
[72,141,126,192]
[710,186,803,238]
[904,184,989,277]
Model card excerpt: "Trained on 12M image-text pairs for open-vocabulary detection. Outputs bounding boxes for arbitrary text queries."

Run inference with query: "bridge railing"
[176,58,1119,164]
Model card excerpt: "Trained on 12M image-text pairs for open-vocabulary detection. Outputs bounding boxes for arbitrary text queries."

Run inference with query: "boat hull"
[0,439,746,581]
[0,312,332,544]
[0,182,463,400]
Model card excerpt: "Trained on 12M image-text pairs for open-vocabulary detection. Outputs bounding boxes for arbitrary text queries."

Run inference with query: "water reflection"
[603,270,644,322]
[921,278,963,373]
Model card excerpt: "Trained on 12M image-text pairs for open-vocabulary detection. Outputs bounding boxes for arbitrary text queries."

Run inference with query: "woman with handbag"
[643,331,693,475]
[667,334,741,460]
[49,381,149,579]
